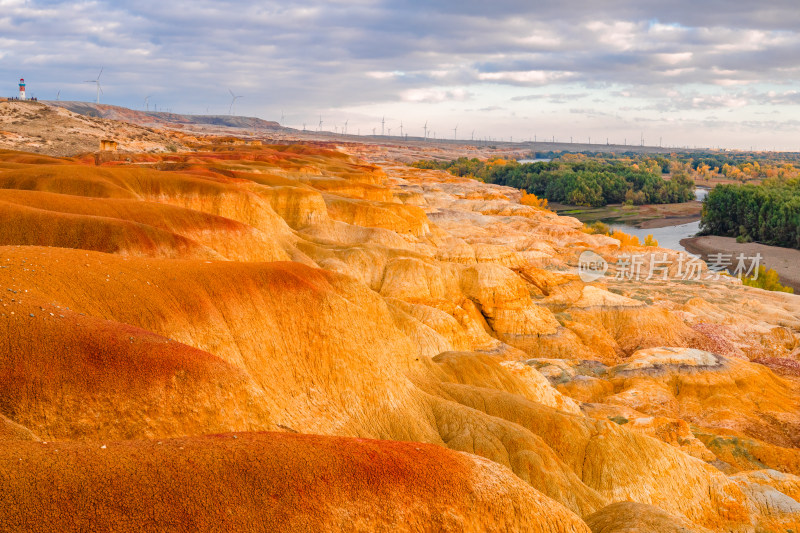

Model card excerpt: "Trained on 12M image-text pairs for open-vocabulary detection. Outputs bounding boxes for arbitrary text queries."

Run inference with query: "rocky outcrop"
[1,141,800,531]
[585,501,707,533]
[0,101,182,156]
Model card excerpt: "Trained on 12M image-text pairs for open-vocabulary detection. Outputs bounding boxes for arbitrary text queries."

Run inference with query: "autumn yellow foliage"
[520,190,549,209]
[742,266,794,293]
[582,221,611,235]
[611,230,641,247]
[582,223,657,247]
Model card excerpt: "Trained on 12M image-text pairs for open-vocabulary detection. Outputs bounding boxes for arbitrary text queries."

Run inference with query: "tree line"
[411,157,694,207]
[700,179,800,250]
[526,150,800,184]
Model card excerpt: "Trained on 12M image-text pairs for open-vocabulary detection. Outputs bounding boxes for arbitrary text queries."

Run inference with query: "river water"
[609,220,701,253]
[517,161,710,254]
[608,188,709,254]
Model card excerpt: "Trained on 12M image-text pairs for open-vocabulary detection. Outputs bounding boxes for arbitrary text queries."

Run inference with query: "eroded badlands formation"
[1,141,799,531]
[0,101,182,156]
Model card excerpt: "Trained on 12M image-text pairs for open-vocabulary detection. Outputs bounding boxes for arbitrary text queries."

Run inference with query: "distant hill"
[0,100,183,156]
[46,101,282,132]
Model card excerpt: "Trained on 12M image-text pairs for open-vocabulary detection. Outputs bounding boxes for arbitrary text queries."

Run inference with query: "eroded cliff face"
[1,142,799,531]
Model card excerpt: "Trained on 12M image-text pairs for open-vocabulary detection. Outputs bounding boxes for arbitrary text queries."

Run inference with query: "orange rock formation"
[1,140,799,531]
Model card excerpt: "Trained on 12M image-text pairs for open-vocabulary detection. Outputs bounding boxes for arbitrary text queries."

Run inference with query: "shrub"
[742,266,794,293]
[520,190,549,209]
[643,234,659,247]
[582,221,611,235]
[610,230,641,247]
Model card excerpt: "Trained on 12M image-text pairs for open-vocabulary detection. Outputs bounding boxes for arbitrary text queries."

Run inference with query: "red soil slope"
[0,292,271,440]
[0,246,433,441]
[0,432,588,532]
[1,142,799,531]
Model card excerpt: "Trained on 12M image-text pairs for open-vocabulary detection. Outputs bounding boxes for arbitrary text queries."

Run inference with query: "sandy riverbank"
[681,235,800,292]
[639,214,701,229]
[551,200,702,229]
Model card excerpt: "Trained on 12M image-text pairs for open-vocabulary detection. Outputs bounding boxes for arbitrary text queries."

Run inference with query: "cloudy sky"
[2,0,800,150]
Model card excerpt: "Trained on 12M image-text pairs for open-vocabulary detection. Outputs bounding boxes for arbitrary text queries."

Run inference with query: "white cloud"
[656,52,692,65]
[0,0,799,148]
[585,20,641,51]
[478,70,573,85]
[366,71,400,80]
[401,87,471,103]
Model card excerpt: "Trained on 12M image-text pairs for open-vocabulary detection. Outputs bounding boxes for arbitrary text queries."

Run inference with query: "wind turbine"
[84,67,104,104]
[381,116,385,136]
[399,121,403,137]
[144,95,152,112]
[280,110,285,125]
[56,90,61,101]
[343,119,348,135]
[423,121,428,140]
[228,89,243,115]
[453,124,458,140]
[471,130,475,141]
[318,115,323,132]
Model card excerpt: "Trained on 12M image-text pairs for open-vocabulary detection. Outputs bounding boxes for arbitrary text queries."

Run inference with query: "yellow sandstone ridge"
[1,142,799,531]
[585,501,711,533]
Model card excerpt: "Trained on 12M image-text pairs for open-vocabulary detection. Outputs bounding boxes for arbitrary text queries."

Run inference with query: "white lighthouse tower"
[18,78,25,100]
